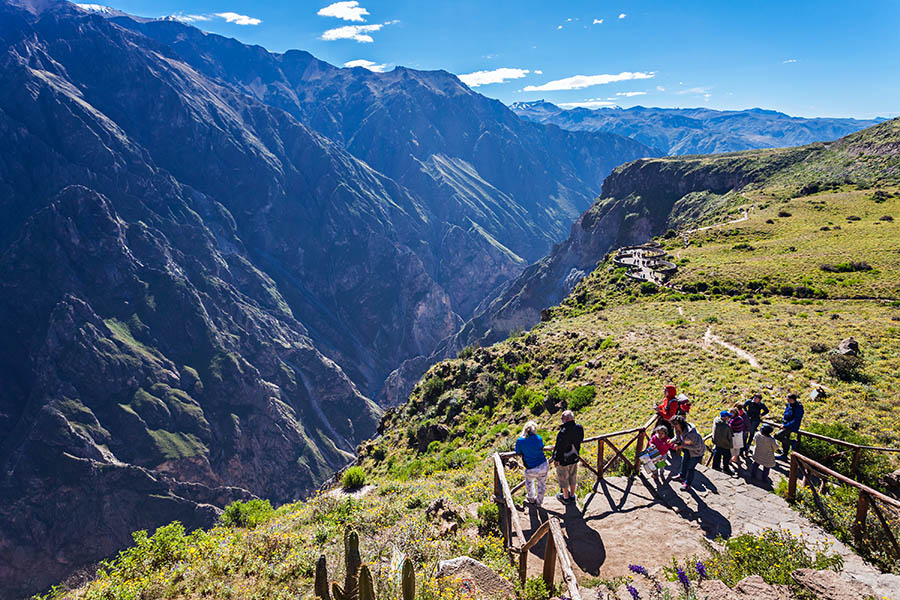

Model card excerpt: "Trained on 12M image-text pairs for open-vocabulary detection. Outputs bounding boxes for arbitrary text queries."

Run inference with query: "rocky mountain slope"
[511,100,884,156]
[0,1,653,596]
[454,119,900,350]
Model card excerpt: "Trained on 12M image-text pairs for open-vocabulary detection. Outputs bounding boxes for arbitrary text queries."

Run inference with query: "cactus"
[358,565,375,600]
[315,555,331,600]
[314,528,416,600]
[401,558,415,600]
[344,529,361,600]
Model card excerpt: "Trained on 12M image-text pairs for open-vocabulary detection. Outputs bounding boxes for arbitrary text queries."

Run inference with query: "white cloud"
[618,13,626,19]
[616,91,646,97]
[592,18,604,24]
[343,59,388,72]
[458,67,530,87]
[656,85,665,92]
[523,71,654,92]
[675,86,711,95]
[169,13,211,22]
[320,20,396,42]
[559,99,618,109]
[215,12,261,25]
[318,1,369,22]
[557,25,563,29]
[534,70,543,75]
[783,58,798,63]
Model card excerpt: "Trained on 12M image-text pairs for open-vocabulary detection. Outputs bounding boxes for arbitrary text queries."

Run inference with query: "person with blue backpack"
[775,393,804,460]
[515,421,549,506]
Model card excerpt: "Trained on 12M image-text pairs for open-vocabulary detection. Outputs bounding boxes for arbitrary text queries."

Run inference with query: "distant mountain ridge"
[510,100,884,156]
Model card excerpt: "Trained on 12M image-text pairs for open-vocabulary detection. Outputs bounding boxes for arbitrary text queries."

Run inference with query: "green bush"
[528,397,545,416]
[341,466,367,490]
[828,353,865,382]
[519,576,552,600]
[512,386,541,411]
[220,499,274,528]
[567,385,596,412]
[668,529,842,587]
[457,345,475,359]
[799,422,891,488]
[476,501,499,531]
[639,281,659,295]
[421,376,445,403]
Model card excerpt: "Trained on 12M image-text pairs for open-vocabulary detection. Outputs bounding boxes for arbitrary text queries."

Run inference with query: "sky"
[77,0,899,119]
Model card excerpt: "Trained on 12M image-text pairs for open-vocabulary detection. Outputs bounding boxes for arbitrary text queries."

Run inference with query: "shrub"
[457,345,475,359]
[220,499,274,528]
[528,397,545,415]
[809,342,829,354]
[476,501,499,531]
[872,190,890,203]
[341,466,367,490]
[828,353,864,382]
[820,261,872,273]
[846,215,861,221]
[668,529,842,587]
[785,357,803,371]
[663,228,677,239]
[568,385,596,412]
[765,218,775,224]
[777,210,792,217]
[512,386,541,411]
[732,242,754,250]
[421,376,445,403]
[545,386,569,408]
[800,422,891,488]
[879,214,894,222]
[519,576,552,600]
[597,336,616,350]
[639,281,659,294]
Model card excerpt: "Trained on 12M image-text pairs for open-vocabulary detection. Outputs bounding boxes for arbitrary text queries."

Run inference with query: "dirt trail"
[703,326,760,368]
[685,207,751,235]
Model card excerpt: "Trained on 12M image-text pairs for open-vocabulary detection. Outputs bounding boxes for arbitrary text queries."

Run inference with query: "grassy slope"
[48,122,900,600]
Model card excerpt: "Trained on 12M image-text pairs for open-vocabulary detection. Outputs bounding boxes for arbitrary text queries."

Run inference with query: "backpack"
[674,393,691,415]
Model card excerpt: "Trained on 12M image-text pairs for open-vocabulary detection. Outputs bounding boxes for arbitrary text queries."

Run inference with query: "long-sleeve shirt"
[729,413,747,433]
[551,421,584,465]
[782,402,804,431]
[650,433,675,455]
[515,434,547,469]
[743,400,769,423]
[676,426,706,458]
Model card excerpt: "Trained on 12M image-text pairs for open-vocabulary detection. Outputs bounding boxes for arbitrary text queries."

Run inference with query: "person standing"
[656,385,680,436]
[729,403,747,469]
[775,393,804,460]
[751,425,779,482]
[711,411,734,476]
[551,410,584,504]
[515,421,549,506]
[742,393,769,457]
[671,415,705,491]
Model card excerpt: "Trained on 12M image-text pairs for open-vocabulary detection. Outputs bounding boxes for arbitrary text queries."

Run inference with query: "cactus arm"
[358,565,375,600]
[315,555,331,600]
[401,558,415,600]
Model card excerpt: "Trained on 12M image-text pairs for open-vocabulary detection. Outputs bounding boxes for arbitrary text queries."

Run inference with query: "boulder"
[426,498,463,536]
[791,569,877,600]
[880,466,900,496]
[836,337,860,356]
[416,424,450,452]
[733,575,791,600]
[437,557,515,599]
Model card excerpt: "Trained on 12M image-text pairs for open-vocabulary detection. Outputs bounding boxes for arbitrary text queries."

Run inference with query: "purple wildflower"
[626,584,640,600]
[676,567,691,590]
[695,560,707,580]
[628,564,649,577]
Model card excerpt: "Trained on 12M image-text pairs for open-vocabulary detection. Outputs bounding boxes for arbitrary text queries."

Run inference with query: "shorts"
[556,462,578,490]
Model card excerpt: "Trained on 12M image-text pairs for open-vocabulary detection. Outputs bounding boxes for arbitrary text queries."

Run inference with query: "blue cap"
[720,410,731,418]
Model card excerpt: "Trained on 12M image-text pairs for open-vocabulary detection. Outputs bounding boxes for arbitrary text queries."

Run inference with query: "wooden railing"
[787,453,900,561]
[762,420,900,479]
[491,415,658,600]
[492,453,582,600]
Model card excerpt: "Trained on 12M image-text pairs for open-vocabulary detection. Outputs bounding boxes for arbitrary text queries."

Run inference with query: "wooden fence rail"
[787,452,900,561]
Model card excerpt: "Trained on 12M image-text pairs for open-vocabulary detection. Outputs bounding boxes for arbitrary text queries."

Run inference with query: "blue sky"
[78,0,899,119]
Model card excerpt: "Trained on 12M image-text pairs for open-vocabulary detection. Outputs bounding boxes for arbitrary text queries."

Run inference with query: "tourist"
[729,403,747,467]
[775,393,804,460]
[515,421,549,506]
[711,410,734,476]
[656,385,679,436]
[649,425,676,482]
[551,410,584,504]
[742,393,769,457]
[751,424,779,482]
[671,415,705,491]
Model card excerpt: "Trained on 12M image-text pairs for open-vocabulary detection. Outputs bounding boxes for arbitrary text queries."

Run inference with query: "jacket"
[782,402,804,431]
[515,434,547,470]
[712,417,733,449]
[743,400,769,423]
[752,432,779,468]
[677,425,706,458]
[551,421,584,466]
[729,413,747,433]
[650,433,675,456]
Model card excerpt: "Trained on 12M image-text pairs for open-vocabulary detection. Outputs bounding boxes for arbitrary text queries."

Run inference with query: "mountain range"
[510,100,884,156]
[0,0,653,596]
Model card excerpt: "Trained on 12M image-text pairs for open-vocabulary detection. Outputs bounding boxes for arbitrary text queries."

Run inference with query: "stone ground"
[515,456,900,599]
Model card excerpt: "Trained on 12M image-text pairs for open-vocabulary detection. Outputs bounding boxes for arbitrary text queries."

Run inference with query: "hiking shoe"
[555,493,567,503]
[680,483,689,491]
[672,474,684,483]
[565,495,577,504]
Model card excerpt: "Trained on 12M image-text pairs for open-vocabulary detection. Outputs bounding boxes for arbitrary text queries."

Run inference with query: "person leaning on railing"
[775,393,804,460]
[515,421,549,507]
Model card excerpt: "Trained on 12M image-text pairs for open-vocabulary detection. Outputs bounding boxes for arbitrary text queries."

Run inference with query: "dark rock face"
[0,1,654,596]
[511,101,883,156]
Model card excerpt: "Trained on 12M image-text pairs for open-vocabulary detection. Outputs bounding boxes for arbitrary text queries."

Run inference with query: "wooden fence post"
[597,439,605,479]
[787,453,799,501]
[633,431,645,476]
[542,527,557,589]
[852,491,869,545]
[851,447,862,479]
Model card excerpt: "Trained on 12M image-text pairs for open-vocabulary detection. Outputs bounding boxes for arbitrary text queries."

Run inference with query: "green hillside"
[42,121,900,600]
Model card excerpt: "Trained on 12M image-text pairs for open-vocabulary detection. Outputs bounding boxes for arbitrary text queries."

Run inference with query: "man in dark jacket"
[775,393,804,459]
[552,410,584,504]
[742,393,769,457]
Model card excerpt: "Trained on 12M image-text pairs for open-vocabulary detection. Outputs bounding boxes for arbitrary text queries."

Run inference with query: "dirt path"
[516,460,900,599]
[685,207,751,235]
[703,326,760,368]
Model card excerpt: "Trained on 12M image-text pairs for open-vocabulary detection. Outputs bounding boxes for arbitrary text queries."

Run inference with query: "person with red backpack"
[656,386,691,436]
